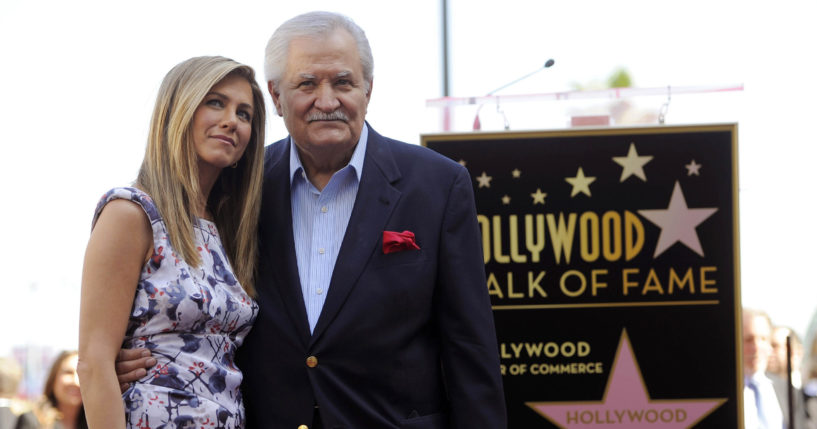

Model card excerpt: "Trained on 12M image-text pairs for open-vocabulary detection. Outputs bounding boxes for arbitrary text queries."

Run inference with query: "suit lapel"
[310,126,402,344]
[262,140,312,346]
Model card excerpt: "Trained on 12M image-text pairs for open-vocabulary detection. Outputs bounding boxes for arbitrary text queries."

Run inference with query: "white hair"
[0,357,22,397]
[264,11,373,93]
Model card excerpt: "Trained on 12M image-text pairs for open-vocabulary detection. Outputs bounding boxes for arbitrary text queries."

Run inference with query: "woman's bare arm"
[77,200,152,429]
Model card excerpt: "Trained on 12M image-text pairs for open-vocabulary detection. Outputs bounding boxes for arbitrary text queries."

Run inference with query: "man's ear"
[268,81,283,117]
[365,78,374,102]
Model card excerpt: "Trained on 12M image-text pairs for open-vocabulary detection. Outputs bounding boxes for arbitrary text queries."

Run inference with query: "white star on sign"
[476,171,492,188]
[458,159,467,167]
[638,181,718,258]
[686,159,702,176]
[530,188,547,205]
[512,168,521,178]
[612,142,653,182]
[501,195,511,205]
[565,167,596,197]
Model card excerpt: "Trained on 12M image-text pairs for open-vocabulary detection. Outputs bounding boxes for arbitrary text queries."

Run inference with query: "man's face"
[769,327,800,374]
[743,313,772,375]
[270,28,371,161]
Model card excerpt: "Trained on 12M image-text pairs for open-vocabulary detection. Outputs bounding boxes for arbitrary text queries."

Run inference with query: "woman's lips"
[212,134,235,146]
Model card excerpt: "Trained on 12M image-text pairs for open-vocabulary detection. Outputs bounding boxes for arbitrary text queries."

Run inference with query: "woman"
[38,351,85,429]
[78,56,265,429]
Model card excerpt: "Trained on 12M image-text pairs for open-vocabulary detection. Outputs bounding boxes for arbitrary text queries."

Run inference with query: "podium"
[422,85,742,427]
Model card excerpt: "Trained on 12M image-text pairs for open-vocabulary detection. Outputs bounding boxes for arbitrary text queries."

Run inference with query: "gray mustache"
[308,111,349,122]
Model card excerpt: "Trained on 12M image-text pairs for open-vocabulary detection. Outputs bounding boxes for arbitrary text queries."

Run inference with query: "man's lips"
[212,134,235,146]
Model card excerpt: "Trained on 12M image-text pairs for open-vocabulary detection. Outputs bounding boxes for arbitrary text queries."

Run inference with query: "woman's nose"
[220,110,238,129]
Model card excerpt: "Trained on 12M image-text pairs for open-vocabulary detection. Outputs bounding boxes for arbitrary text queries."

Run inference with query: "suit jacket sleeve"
[436,166,507,428]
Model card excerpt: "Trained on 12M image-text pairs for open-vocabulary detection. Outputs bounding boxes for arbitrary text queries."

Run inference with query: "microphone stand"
[473,59,554,131]
[788,335,795,429]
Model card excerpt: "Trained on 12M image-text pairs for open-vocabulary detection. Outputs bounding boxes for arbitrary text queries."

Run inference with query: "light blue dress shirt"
[744,373,785,429]
[289,125,368,333]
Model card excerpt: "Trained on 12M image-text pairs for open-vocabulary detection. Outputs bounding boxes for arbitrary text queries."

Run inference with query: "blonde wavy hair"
[136,56,266,296]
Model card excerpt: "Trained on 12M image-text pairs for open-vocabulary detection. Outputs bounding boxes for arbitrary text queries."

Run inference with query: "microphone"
[474,59,555,130]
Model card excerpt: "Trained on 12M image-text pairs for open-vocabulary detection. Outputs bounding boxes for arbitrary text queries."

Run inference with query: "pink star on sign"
[527,330,726,428]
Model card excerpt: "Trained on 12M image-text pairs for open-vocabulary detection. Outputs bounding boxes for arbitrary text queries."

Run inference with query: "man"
[743,308,789,429]
[118,11,506,429]
[240,11,505,428]
[769,326,804,388]
[768,326,812,429]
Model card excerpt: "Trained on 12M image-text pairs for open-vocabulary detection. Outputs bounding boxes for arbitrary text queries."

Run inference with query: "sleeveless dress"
[93,187,258,429]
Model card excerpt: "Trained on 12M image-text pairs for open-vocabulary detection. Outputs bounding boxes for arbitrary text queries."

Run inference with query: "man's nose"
[314,83,341,111]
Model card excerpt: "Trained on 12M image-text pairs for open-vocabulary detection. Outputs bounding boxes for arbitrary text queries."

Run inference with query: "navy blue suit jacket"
[240,125,506,429]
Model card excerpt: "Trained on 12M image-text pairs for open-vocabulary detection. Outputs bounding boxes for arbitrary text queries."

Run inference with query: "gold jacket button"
[306,356,318,368]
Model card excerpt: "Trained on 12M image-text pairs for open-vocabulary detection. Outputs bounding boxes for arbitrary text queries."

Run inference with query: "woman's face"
[191,74,255,178]
[53,354,82,408]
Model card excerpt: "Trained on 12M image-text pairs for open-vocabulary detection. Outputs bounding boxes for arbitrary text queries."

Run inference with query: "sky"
[1,0,816,359]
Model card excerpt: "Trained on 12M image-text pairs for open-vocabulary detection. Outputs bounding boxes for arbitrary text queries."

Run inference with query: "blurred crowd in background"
[0,351,85,429]
[744,308,817,429]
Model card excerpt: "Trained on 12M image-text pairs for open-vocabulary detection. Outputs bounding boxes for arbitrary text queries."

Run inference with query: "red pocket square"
[383,230,420,254]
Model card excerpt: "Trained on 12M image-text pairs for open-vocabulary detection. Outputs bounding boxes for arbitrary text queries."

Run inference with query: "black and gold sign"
[423,124,739,428]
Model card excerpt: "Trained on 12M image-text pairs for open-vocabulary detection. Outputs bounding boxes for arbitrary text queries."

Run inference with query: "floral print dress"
[93,187,258,429]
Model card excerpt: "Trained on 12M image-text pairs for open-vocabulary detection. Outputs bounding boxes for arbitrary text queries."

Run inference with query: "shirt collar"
[289,123,368,185]
[747,371,771,384]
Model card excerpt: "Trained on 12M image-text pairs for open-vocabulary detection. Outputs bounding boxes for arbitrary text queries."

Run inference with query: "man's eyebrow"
[297,73,317,80]
[335,71,352,79]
